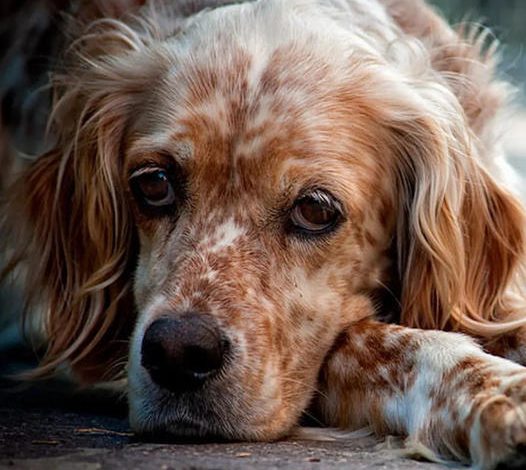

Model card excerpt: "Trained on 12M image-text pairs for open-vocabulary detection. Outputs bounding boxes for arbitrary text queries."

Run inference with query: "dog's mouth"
[128,310,320,442]
[129,386,297,443]
[129,385,257,441]
[136,418,232,443]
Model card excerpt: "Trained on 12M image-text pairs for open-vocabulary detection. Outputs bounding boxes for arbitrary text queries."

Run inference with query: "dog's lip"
[133,408,231,439]
[136,417,233,443]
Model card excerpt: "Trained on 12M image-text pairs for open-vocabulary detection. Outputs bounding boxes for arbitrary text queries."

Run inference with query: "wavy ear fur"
[0,5,167,382]
[391,114,526,336]
[376,0,526,336]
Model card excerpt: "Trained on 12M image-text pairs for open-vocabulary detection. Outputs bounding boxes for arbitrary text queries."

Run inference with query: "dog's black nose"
[141,313,228,393]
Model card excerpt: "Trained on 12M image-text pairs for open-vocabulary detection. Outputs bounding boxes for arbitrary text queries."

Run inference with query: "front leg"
[316,320,526,470]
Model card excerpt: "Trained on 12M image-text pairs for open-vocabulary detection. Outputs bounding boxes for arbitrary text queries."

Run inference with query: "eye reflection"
[290,190,342,234]
[130,167,176,208]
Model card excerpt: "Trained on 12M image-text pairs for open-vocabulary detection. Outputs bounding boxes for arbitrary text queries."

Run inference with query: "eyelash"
[285,189,344,238]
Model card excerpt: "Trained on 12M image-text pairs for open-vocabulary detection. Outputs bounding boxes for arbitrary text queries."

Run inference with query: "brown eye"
[130,167,176,208]
[290,191,341,234]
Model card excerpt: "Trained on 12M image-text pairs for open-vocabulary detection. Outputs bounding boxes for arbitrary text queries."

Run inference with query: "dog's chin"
[128,370,299,442]
[132,415,282,443]
[131,408,233,442]
[130,394,253,442]
[129,394,294,443]
[130,399,230,441]
[136,418,234,443]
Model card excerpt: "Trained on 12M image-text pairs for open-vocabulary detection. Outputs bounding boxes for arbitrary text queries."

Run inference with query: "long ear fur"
[0,5,167,383]
[391,115,526,337]
[376,0,526,336]
[381,0,522,191]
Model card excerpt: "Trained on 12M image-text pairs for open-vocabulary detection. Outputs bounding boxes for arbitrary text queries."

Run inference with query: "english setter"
[2,1,526,468]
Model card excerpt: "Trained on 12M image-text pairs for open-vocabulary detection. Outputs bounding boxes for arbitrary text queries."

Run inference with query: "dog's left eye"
[289,190,342,235]
[130,167,176,208]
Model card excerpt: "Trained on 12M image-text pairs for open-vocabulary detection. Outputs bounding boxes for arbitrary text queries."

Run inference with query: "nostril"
[183,345,218,375]
[140,314,228,393]
[141,336,168,374]
[182,339,228,376]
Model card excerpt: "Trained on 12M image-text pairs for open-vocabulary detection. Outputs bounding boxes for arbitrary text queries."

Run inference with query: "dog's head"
[4,0,525,440]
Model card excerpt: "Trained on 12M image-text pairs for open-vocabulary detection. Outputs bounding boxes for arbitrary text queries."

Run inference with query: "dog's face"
[9,0,525,444]
[126,29,393,439]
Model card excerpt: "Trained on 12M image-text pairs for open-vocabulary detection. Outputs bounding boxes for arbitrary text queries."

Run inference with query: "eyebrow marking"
[127,131,194,164]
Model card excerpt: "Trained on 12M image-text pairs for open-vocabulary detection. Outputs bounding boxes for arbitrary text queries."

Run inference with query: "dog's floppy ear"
[378,0,526,336]
[390,111,526,337]
[1,11,164,383]
[7,145,135,383]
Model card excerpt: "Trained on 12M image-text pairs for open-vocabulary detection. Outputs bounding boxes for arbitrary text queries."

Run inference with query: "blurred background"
[430,0,526,175]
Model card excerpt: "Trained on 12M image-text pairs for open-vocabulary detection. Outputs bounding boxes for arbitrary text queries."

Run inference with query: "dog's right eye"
[130,167,176,209]
[287,189,343,237]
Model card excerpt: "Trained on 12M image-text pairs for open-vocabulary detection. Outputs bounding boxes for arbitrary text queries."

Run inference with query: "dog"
[1,1,526,468]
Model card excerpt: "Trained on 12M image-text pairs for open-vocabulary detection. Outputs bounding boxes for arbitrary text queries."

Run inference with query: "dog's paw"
[471,375,526,470]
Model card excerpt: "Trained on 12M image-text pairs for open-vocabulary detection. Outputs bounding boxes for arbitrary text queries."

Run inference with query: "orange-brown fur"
[1,0,526,467]
[318,320,526,468]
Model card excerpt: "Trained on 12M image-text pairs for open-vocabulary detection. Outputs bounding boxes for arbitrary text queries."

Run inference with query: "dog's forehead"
[126,2,390,205]
[150,50,367,180]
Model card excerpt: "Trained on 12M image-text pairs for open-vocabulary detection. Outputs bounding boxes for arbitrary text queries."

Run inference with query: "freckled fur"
[1,0,526,467]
